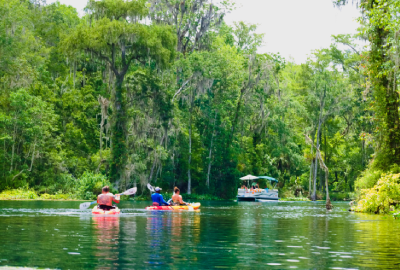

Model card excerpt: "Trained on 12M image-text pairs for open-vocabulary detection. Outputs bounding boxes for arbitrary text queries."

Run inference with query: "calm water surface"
[0,200,400,269]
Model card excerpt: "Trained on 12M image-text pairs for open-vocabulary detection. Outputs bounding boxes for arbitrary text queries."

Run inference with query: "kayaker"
[171,187,187,206]
[97,186,120,210]
[151,187,170,206]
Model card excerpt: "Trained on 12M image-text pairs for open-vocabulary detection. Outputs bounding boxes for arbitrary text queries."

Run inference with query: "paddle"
[147,183,155,192]
[79,187,137,210]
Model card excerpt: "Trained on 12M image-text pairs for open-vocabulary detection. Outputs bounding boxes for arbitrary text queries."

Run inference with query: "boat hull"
[237,188,279,201]
[146,203,201,211]
[237,196,279,201]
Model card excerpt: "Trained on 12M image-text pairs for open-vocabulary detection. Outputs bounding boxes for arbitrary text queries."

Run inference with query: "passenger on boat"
[241,184,248,190]
[251,182,259,189]
[97,186,120,211]
[151,187,170,206]
[171,187,187,206]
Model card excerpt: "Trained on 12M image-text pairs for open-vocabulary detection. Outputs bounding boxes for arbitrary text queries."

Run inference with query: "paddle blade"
[121,187,137,196]
[80,201,95,210]
[147,183,155,192]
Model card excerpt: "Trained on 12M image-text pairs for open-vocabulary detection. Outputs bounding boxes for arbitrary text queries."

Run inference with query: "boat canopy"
[257,176,279,183]
[240,174,258,180]
[239,175,278,183]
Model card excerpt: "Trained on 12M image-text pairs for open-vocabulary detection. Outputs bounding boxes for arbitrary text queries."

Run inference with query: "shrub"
[77,172,112,200]
[353,173,400,214]
[40,193,76,200]
[0,188,39,200]
[355,164,400,190]
[329,192,355,201]
[355,168,384,190]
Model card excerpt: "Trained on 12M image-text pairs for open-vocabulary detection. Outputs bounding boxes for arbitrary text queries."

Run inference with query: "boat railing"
[238,188,277,193]
[237,188,270,193]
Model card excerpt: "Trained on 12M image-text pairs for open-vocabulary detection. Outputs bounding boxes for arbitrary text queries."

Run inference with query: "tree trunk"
[97,97,107,173]
[10,122,17,173]
[110,75,128,183]
[29,137,37,172]
[187,91,193,194]
[305,134,333,210]
[325,167,332,210]
[312,120,322,201]
[148,133,166,182]
[206,112,217,188]
[227,86,245,149]
[309,146,314,196]
[312,145,319,200]
[312,87,326,200]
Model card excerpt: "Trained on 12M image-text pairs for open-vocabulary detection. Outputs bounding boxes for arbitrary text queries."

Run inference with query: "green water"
[1,201,400,269]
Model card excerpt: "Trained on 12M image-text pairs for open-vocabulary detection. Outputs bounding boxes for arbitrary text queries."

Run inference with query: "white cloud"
[48,0,361,63]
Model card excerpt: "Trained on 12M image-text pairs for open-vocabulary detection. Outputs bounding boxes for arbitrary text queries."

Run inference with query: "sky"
[48,0,361,64]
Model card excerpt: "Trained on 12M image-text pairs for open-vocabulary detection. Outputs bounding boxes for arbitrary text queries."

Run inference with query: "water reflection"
[145,211,201,267]
[92,216,120,269]
[353,213,400,268]
[146,212,169,266]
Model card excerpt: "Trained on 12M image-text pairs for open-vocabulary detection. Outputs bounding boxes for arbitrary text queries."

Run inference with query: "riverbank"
[0,188,356,203]
[0,189,224,202]
[0,189,78,200]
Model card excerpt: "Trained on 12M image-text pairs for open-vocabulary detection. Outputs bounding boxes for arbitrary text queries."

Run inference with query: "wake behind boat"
[237,175,279,201]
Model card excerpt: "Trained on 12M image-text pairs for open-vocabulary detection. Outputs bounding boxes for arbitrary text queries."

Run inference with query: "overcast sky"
[48,0,361,64]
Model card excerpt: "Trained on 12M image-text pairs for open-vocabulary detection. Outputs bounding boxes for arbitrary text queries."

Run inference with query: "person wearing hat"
[151,187,170,206]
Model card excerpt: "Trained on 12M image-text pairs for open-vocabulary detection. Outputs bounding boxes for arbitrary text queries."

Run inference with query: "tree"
[62,0,176,183]
[306,134,333,210]
[334,0,400,168]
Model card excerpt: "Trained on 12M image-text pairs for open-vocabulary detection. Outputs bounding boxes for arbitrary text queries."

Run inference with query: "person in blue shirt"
[151,187,170,206]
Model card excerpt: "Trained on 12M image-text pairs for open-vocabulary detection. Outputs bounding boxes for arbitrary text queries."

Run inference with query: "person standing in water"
[171,187,187,206]
[151,187,170,206]
[97,186,120,210]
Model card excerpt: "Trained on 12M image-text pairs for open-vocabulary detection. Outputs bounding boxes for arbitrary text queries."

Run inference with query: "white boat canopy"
[240,175,258,180]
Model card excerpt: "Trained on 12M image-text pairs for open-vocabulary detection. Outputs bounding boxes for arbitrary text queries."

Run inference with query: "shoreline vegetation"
[0,188,352,203]
[350,173,400,218]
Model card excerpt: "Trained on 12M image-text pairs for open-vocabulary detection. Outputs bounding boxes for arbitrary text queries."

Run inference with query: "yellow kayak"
[146,203,201,211]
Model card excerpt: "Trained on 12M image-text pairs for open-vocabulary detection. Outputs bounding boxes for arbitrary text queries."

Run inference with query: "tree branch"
[172,77,192,101]
[12,169,24,182]
[87,49,119,77]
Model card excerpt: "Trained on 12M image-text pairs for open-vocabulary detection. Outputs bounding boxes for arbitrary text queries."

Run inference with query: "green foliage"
[329,192,355,201]
[0,188,76,200]
[353,173,400,214]
[0,188,39,200]
[279,197,310,202]
[77,172,112,200]
[0,0,379,202]
[355,168,384,190]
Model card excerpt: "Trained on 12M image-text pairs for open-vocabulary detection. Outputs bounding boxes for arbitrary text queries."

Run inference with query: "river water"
[0,200,400,269]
